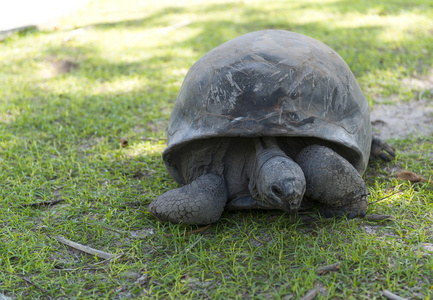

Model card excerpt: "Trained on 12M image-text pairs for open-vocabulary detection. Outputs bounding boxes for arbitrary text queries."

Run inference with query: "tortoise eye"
[272,186,282,197]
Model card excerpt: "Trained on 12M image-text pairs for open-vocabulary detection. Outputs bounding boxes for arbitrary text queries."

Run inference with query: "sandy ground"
[371,73,433,140]
[371,100,433,139]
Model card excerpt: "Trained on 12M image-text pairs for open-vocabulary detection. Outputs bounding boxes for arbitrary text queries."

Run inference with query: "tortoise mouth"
[271,197,302,213]
[263,188,303,212]
[282,201,301,213]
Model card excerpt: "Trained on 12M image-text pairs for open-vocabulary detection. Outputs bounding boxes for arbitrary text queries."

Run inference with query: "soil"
[370,100,433,139]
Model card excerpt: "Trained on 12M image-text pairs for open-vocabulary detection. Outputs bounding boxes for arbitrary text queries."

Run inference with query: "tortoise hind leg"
[148,173,227,225]
[295,145,367,219]
[370,136,395,162]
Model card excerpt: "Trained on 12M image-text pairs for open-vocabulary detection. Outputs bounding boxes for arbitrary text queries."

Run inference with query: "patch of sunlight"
[37,76,90,96]
[94,77,143,95]
[292,9,337,26]
[335,12,433,42]
[57,0,237,31]
[378,14,433,43]
[176,0,241,5]
[171,68,189,77]
[148,26,202,47]
[336,13,385,28]
[125,141,166,158]
[243,0,338,7]
[81,27,202,60]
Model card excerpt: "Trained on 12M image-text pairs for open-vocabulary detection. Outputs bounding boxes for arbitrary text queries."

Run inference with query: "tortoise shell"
[163,30,371,183]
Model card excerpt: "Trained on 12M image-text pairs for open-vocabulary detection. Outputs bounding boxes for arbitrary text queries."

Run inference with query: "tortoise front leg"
[295,145,367,219]
[148,173,228,225]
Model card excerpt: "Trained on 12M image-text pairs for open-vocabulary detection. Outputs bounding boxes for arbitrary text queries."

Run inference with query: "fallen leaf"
[300,286,319,300]
[382,290,409,300]
[394,170,426,182]
[317,262,340,275]
[119,137,128,147]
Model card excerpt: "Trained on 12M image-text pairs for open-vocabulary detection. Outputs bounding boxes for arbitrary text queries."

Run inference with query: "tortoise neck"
[253,137,290,173]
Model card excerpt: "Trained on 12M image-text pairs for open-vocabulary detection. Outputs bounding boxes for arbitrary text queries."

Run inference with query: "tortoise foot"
[148,173,227,225]
[296,145,368,218]
[319,199,367,219]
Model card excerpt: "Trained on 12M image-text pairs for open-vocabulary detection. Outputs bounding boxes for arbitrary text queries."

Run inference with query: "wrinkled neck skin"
[249,137,306,212]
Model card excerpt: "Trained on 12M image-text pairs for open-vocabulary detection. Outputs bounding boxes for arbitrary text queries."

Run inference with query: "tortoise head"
[250,137,306,212]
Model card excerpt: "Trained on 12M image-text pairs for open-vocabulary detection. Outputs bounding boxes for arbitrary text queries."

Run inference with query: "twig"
[185,236,204,253]
[185,224,211,235]
[63,25,94,43]
[53,256,114,271]
[164,224,211,237]
[4,271,52,300]
[364,214,395,221]
[158,20,191,32]
[52,236,116,260]
[368,191,401,205]
[382,290,408,300]
[300,286,319,300]
[317,262,340,275]
[22,199,64,207]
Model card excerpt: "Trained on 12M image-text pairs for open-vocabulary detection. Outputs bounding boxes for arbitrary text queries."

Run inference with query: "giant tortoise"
[148,30,395,225]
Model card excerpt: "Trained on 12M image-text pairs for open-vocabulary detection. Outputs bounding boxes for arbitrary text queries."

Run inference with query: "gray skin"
[148,30,396,225]
[148,136,394,225]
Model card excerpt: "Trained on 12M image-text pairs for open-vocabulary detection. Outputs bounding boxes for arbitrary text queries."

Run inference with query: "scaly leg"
[148,173,227,225]
[296,145,367,219]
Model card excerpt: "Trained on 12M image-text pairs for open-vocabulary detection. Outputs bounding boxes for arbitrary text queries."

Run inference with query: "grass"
[0,0,432,299]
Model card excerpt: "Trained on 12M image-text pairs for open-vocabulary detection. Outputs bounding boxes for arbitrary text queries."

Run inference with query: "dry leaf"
[300,287,319,300]
[394,170,426,182]
[119,137,128,147]
[317,262,340,275]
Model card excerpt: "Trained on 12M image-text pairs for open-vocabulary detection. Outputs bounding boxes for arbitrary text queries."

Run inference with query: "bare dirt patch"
[371,100,433,139]
[40,56,79,79]
[49,58,78,75]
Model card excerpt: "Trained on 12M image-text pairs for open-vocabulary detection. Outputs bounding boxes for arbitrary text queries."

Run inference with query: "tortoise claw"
[370,136,395,162]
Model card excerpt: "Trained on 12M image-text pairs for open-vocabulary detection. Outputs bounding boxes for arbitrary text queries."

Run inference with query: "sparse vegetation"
[0,0,432,299]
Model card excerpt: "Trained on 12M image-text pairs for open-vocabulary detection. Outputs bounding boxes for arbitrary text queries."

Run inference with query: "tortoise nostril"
[272,185,282,198]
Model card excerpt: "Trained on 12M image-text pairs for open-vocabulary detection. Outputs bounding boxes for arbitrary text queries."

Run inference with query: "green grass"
[1,0,433,299]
